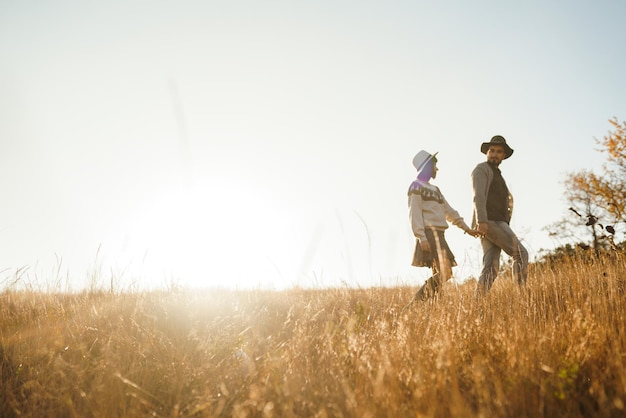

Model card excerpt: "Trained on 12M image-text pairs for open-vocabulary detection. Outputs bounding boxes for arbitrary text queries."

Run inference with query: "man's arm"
[471,163,491,234]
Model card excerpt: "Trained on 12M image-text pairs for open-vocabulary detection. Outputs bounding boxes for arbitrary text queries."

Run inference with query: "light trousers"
[476,220,528,294]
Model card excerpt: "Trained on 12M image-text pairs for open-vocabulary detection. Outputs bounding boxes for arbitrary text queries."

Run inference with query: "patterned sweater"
[408,180,471,242]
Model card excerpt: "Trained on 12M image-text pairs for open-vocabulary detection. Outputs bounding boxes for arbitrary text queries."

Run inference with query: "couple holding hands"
[406,135,529,306]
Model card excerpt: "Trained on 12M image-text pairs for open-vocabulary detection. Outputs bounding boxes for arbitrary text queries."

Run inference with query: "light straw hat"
[412,150,438,173]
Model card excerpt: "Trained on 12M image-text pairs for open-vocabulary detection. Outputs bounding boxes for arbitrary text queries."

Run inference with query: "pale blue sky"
[1,1,624,289]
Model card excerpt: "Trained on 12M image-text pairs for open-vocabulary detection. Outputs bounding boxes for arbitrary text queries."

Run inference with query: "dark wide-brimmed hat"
[481,135,514,159]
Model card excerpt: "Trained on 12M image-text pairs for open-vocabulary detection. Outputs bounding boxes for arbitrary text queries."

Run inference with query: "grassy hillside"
[1,254,625,417]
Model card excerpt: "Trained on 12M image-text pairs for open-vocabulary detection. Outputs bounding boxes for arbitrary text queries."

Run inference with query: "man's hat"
[412,150,438,173]
[481,135,514,159]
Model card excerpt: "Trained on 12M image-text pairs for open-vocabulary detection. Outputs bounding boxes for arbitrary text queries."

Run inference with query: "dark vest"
[486,164,510,223]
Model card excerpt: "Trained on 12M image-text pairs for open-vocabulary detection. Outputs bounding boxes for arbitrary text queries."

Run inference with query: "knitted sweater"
[408,180,471,242]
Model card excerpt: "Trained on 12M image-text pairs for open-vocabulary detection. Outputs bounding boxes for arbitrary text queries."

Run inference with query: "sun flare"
[111,179,301,289]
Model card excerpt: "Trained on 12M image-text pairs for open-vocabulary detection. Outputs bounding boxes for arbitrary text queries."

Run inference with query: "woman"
[405,150,478,307]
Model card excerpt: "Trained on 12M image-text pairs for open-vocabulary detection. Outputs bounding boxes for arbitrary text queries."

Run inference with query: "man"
[471,135,528,294]
[405,150,477,307]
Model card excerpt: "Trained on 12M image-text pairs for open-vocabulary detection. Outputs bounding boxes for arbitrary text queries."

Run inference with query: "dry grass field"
[1,253,625,417]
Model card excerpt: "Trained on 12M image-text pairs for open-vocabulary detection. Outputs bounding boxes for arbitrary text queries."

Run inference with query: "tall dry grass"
[1,253,625,417]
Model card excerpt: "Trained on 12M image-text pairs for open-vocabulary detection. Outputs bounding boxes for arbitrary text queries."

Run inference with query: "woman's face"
[431,162,438,179]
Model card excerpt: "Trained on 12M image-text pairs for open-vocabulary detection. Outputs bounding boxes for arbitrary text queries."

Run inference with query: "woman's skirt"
[411,228,457,268]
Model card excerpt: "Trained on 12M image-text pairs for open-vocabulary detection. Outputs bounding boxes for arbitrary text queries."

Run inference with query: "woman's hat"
[412,150,438,172]
[481,135,514,159]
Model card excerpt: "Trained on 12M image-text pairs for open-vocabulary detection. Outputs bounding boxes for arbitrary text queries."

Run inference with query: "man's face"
[431,162,438,179]
[486,145,506,166]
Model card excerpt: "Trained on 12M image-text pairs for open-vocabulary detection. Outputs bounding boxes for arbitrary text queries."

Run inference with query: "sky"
[1,0,625,291]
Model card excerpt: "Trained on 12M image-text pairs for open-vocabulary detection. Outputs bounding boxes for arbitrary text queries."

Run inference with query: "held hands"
[476,222,489,238]
[463,222,485,238]
[419,240,431,253]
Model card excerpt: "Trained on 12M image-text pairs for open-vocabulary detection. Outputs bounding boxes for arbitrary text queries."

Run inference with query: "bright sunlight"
[107,178,302,289]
